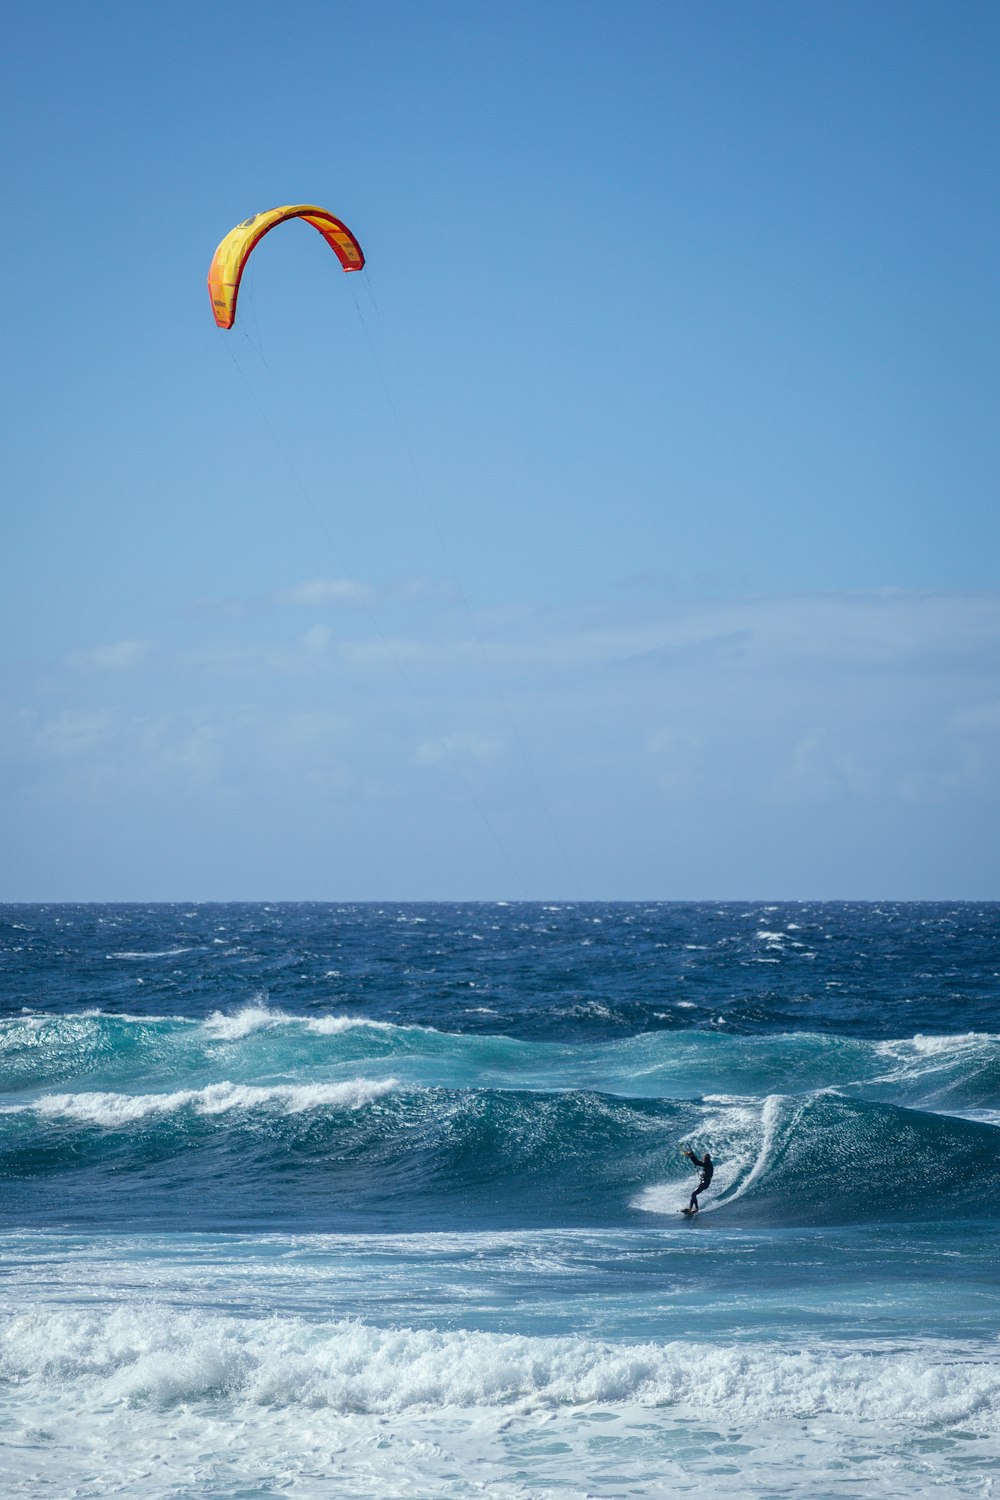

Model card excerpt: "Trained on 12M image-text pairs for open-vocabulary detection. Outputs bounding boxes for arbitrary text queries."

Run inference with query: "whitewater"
[1,902,998,1497]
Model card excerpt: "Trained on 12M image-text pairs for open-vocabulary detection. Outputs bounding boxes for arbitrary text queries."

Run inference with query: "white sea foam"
[306,1014,397,1036]
[868,1032,1000,1109]
[201,1005,422,1040]
[4,1006,428,1042]
[77,1007,179,1024]
[2,1009,181,1032]
[201,1003,283,1038]
[1,1015,47,1034]
[876,1030,997,1058]
[10,1078,398,1126]
[954,1108,1000,1128]
[106,948,194,960]
[2,1302,997,1430]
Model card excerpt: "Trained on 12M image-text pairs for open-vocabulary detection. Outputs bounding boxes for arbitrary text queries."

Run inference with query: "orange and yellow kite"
[208,205,364,329]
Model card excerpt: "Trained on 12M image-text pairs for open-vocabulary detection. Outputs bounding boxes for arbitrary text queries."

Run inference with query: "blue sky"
[2,0,998,899]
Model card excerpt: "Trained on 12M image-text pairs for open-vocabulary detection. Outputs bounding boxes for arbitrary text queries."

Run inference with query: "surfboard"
[680,1207,698,1217]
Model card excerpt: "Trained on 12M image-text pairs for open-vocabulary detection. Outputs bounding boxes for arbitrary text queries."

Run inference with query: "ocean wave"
[2,1081,998,1230]
[2,1303,998,1428]
[3,1010,998,1118]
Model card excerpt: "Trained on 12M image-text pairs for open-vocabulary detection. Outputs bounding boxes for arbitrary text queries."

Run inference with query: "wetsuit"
[685,1151,713,1212]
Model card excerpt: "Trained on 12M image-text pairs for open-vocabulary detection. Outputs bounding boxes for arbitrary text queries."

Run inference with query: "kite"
[208,204,364,329]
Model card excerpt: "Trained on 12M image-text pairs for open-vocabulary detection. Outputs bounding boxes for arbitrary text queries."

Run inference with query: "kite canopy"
[208,204,365,329]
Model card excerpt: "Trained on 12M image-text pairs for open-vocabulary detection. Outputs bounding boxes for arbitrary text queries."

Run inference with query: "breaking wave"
[3,1301,999,1429]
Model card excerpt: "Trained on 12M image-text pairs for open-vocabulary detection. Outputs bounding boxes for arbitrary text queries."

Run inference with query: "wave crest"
[14,1078,398,1126]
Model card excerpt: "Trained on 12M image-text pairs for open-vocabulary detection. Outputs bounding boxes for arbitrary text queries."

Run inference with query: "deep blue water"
[1,903,998,1498]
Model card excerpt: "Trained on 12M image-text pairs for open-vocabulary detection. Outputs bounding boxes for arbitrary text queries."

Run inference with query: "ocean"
[1,901,998,1498]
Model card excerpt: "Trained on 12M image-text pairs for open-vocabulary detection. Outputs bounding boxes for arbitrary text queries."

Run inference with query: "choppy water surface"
[1,902,998,1497]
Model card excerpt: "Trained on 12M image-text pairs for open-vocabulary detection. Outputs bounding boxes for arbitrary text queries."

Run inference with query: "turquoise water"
[1,903,998,1496]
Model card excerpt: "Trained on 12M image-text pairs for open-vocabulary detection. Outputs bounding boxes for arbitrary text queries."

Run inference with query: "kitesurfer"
[683,1149,713,1214]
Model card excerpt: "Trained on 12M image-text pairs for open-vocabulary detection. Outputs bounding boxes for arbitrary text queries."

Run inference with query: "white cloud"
[300,625,334,656]
[6,588,999,896]
[270,575,455,612]
[513,590,1000,677]
[162,586,1000,686]
[34,710,116,760]
[273,577,375,608]
[70,640,150,672]
[414,731,504,767]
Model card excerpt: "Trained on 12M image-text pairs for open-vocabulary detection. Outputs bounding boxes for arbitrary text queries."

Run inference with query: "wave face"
[2,903,999,1499]
[2,1009,1000,1230]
